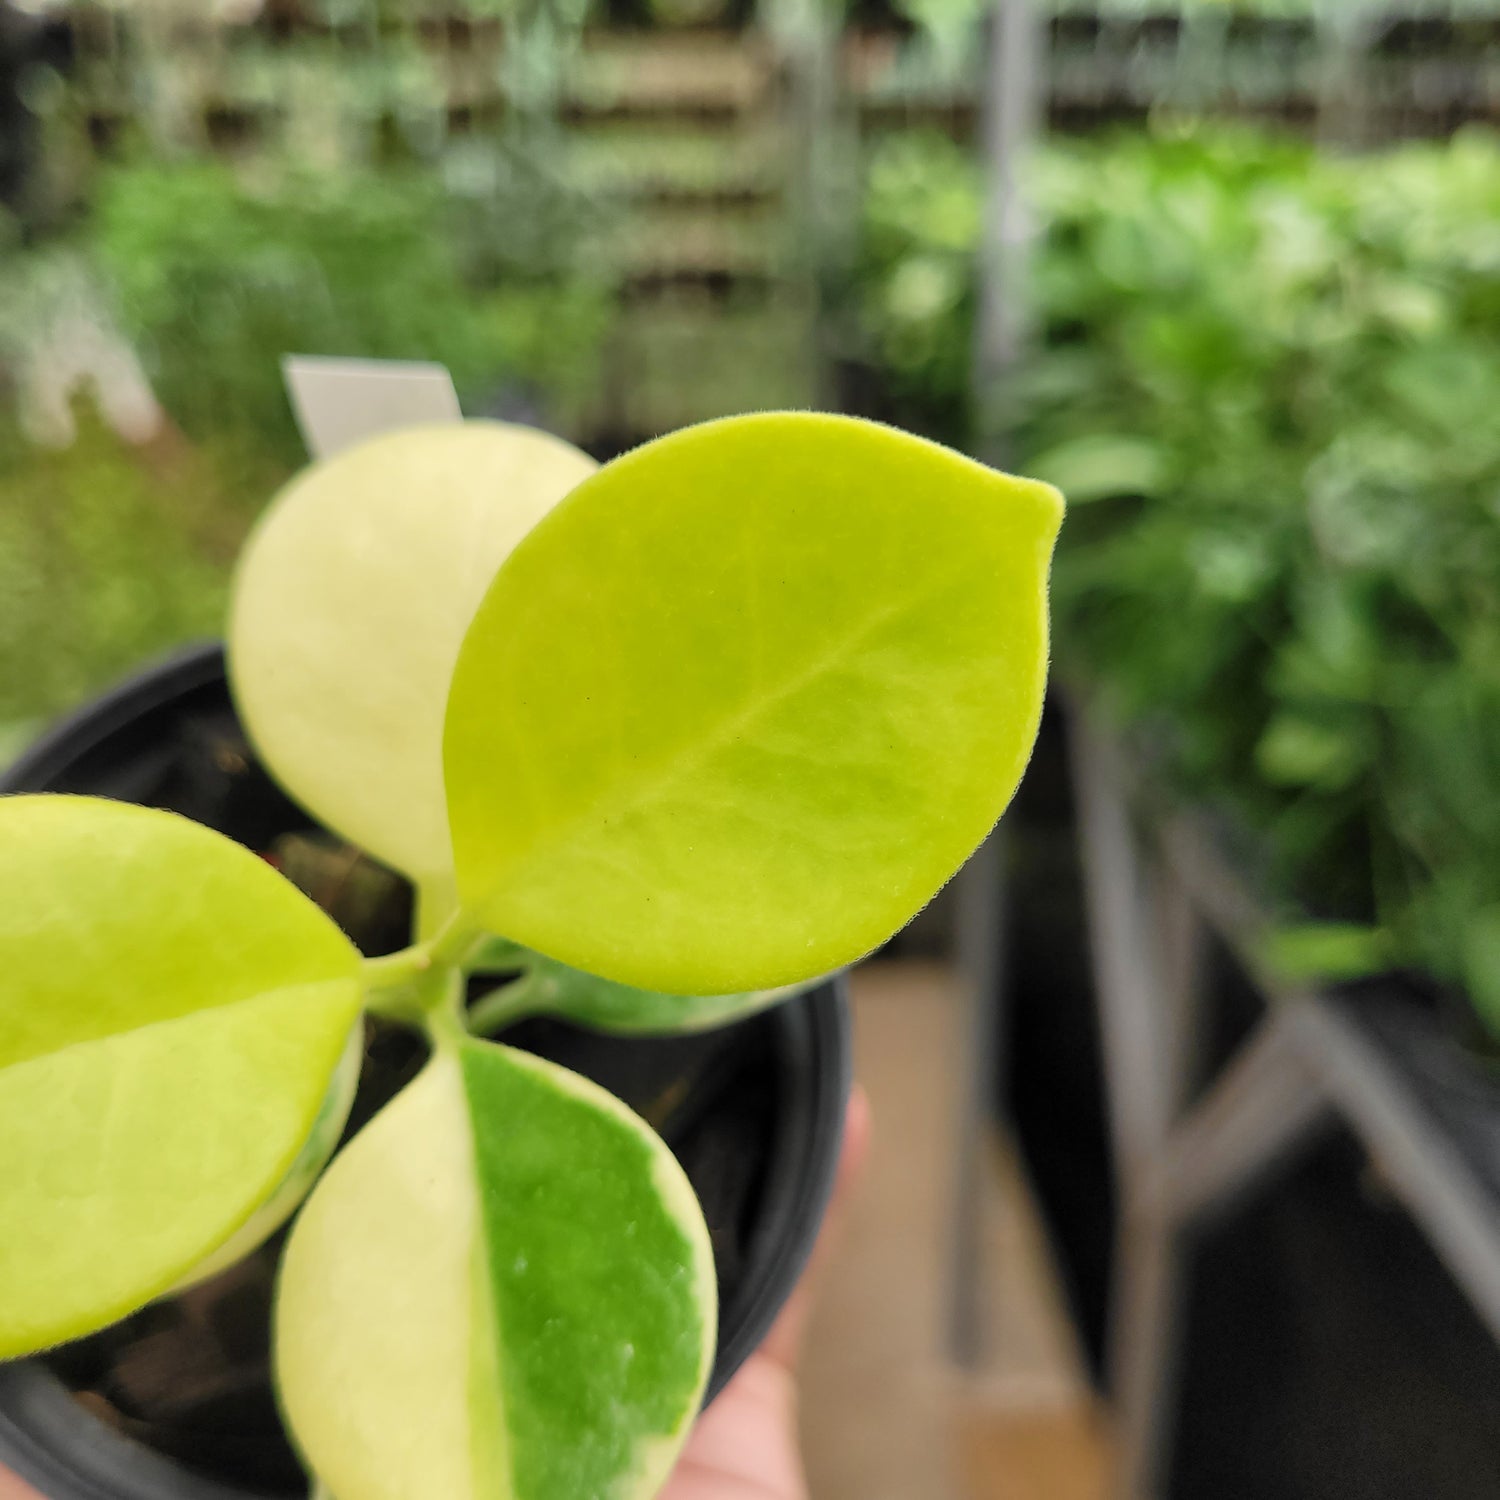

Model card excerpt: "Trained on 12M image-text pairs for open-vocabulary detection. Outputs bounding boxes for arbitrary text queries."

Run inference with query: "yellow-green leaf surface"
[0,795,363,1358]
[277,1044,715,1500]
[445,412,1063,994]
[229,421,597,885]
[174,1020,363,1292]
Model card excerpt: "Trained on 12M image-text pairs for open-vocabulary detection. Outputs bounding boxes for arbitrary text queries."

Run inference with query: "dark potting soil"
[27,688,786,1495]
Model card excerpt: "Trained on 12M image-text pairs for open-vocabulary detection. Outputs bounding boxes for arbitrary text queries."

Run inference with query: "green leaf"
[473,951,817,1037]
[229,421,597,884]
[1254,712,1369,791]
[445,412,1062,994]
[1024,434,1165,504]
[276,1045,715,1500]
[0,795,363,1358]
[1463,908,1500,1041]
[1261,922,1395,985]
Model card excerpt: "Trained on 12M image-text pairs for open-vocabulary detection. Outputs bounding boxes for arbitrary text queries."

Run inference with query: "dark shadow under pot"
[0,643,851,1500]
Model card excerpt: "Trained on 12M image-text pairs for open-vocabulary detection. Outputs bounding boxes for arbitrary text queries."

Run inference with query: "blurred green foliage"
[1047,0,1500,13]
[844,131,979,444]
[854,124,1500,1022]
[91,157,615,466]
[0,147,615,743]
[0,410,264,737]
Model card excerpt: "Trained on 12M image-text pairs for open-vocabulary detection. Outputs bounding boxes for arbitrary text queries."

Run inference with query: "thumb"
[0,1468,41,1499]
[759,1083,872,1373]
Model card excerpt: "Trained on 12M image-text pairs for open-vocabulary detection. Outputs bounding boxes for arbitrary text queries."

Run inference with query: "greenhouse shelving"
[1068,700,1500,1499]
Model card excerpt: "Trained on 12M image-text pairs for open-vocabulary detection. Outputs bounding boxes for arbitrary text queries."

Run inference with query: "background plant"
[837,130,979,446]
[91,156,616,466]
[850,122,1500,1022]
[0,410,268,751]
[0,147,616,749]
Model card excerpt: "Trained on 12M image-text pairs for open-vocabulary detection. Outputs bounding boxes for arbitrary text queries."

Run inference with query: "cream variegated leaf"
[230,421,597,888]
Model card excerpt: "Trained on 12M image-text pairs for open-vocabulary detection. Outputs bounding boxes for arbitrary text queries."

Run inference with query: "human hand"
[0,1457,37,1499]
[662,1085,871,1500]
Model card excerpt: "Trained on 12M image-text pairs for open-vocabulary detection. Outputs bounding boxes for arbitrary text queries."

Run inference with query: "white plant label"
[283,356,462,461]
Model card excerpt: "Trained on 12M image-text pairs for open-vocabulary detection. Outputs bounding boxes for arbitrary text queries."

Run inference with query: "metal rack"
[1069,701,1500,1500]
[950,0,1500,1468]
[945,0,1047,1371]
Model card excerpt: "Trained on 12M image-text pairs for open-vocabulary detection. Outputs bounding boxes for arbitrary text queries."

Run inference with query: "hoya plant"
[0,412,1062,1500]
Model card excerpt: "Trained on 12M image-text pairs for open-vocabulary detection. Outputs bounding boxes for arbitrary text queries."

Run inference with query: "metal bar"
[772,0,842,408]
[1316,1,1381,151]
[945,0,1047,1374]
[972,0,1045,429]
[1101,1013,1333,1500]
[1162,1011,1331,1229]
[1108,1178,1181,1500]
[1068,705,1185,1500]
[1070,705,1174,1178]
[1157,813,1269,956]
[947,829,1008,1370]
[1148,861,1206,1122]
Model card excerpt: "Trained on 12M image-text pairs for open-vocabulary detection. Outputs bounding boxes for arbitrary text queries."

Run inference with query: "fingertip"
[843,1083,872,1183]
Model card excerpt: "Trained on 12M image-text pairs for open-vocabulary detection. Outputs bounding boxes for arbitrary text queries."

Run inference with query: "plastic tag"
[283,356,462,461]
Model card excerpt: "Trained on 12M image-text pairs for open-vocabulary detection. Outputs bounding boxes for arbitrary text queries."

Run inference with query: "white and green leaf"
[229,421,597,890]
[0,795,364,1358]
[445,411,1063,994]
[276,1044,715,1500]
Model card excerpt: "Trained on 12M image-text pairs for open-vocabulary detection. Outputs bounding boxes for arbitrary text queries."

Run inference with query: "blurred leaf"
[478,953,816,1037]
[1026,434,1165,504]
[1262,922,1395,985]
[1255,712,1369,791]
[91,159,612,463]
[0,411,255,726]
[1464,907,1500,1041]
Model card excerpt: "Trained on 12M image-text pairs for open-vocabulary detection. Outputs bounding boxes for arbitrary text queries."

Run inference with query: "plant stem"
[467,973,546,1036]
[466,934,530,972]
[422,969,470,1052]
[362,939,469,1027]
[361,913,512,1029]
[360,945,437,1024]
[428,907,488,971]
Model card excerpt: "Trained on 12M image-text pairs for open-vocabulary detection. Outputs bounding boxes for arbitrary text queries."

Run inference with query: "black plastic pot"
[0,643,851,1500]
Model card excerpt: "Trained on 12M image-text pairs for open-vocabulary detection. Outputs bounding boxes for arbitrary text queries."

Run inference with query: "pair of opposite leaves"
[0,414,1062,1500]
